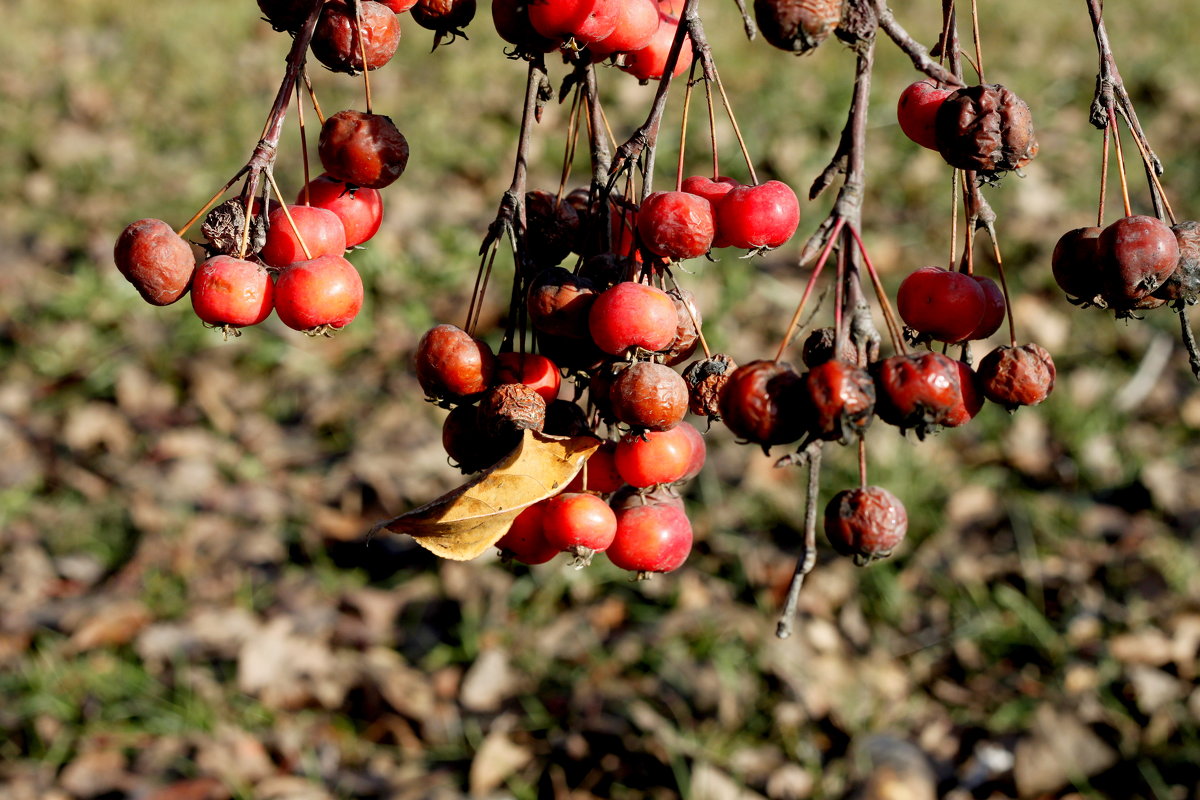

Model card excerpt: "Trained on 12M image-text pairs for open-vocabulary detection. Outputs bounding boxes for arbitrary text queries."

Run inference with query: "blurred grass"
[3,0,1200,797]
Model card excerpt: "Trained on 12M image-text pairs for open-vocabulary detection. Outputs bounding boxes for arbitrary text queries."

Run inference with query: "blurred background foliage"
[2,0,1200,798]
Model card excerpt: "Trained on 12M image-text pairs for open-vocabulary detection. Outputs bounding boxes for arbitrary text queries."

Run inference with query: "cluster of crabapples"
[113,0,416,335]
[1052,214,1200,314]
[412,166,803,576]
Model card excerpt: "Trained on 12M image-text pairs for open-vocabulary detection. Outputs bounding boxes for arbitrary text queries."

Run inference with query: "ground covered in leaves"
[3,1,1200,798]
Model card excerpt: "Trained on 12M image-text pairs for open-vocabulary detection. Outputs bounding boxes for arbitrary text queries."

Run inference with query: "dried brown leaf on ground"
[381,430,599,560]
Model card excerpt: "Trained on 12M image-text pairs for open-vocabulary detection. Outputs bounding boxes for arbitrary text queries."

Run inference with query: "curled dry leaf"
[381,429,600,560]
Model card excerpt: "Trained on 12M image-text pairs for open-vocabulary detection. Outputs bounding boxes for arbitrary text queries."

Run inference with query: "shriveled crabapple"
[934,83,1038,175]
[718,359,806,448]
[415,323,496,401]
[297,175,384,248]
[311,0,401,74]
[872,351,963,437]
[259,205,347,269]
[896,266,987,344]
[190,255,274,330]
[896,80,954,151]
[318,110,410,190]
[637,190,715,261]
[541,492,619,563]
[273,254,364,332]
[713,180,800,251]
[801,359,875,443]
[608,361,689,431]
[941,359,985,428]
[201,197,275,258]
[588,281,678,356]
[1099,214,1180,306]
[801,326,859,367]
[683,353,736,419]
[113,218,196,306]
[824,486,908,564]
[607,502,693,576]
[976,343,1055,410]
[477,382,546,437]
[754,0,842,54]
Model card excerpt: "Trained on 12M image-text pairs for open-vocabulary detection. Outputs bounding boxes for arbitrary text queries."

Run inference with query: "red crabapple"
[319,110,410,190]
[637,190,715,261]
[588,281,678,355]
[620,13,692,81]
[260,205,347,268]
[541,492,619,562]
[297,175,384,248]
[113,218,196,306]
[897,80,953,151]
[896,266,986,344]
[190,255,274,329]
[495,351,561,404]
[607,502,693,575]
[613,426,694,488]
[273,254,364,331]
[415,323,496,401]
[311,1,402,73]
[713,180,800,251]
[497,501,559,565]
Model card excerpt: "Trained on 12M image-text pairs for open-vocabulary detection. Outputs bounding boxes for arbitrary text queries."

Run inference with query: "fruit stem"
[704,73,719,180]
[948,169,959,271]
[266,169,314,261]
[296,81,312,207]
[676,59,698,193]
[557,83,584,205]
[846,224,907,356]
[731,0,757,41]
[857,437,868,488]
[667,268,710,358]
[987,237,1018,348]
[303,70,327,126]
[969,0,985,83]
[1109,108,1133,218]
[1178,309,1200,381]
[1098,120,1110,226]
[353,0,375,114]
[175,172,244,239]
[775,441,823,639]
[774,217,845,363]
[707,59,756,185]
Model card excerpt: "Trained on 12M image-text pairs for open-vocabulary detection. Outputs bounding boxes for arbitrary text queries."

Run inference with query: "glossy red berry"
[566,440,625,494]
[718,360,806,448]
[681,175,739,248]
[677,421,706,481]
[896,266,987,343]
[872,351,963,437]
[541,492,619,559]
[713,180,800,251]
[380,0,420,11]
[607,502,693,575]
[588,281,678,356]
[1099,215,1180,305]
[528,0,597,40]
[297,175,384,248]
[497,502,559,565]
[620,13,692,81]
[613,426,694,488]
[190,255,274,328]
[570,0,621,46]
[967,275,1006,340]
[311,1,401,73]
[260,205,347,269]
[273,254,364,331]
[318,110,410,190]
[896,80,953,151]
[415,323,496,401]
[496,351,561,404]
[1051,226,1104,301]
[637,190,715,261]
[801,359,876,443]
[113,218,196,306]
[977,343,1055,409]
[824,486,908,564]
[589,0,660,55]
[492,0,560,52]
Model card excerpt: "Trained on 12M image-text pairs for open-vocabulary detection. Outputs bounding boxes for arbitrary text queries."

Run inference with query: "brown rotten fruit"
[754,0,843,54]
[935,83,1038,175]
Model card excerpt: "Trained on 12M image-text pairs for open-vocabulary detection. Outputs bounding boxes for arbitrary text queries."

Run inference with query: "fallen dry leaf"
[381,430,599,560]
